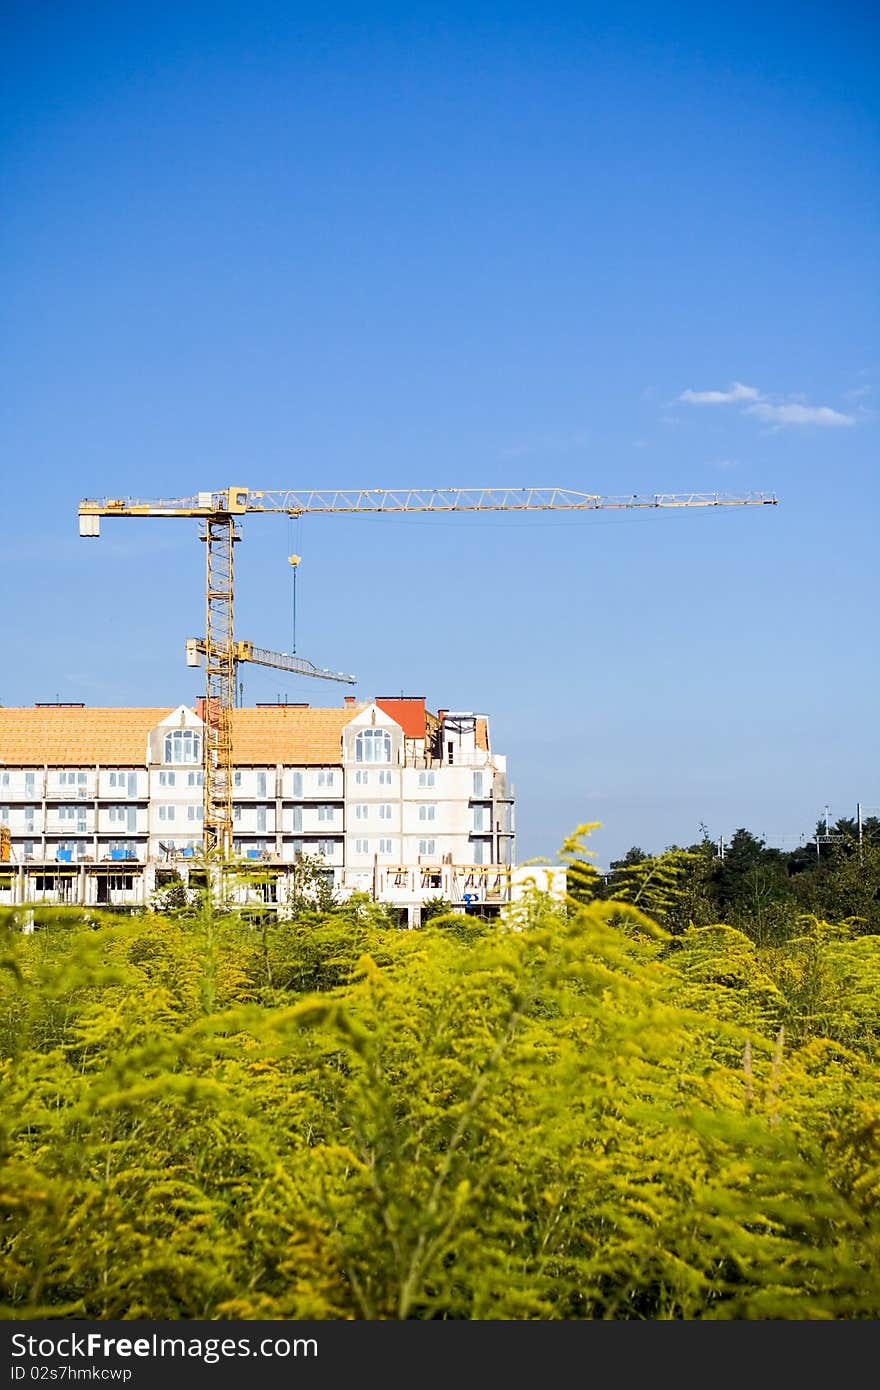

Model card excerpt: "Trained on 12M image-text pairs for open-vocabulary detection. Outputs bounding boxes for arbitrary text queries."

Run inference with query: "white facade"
[0,698,515,921]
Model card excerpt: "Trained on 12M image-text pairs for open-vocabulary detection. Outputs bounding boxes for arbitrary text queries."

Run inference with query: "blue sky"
[2,1,877,867]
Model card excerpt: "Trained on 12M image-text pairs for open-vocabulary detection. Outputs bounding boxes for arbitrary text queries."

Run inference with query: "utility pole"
[814,804,844,862]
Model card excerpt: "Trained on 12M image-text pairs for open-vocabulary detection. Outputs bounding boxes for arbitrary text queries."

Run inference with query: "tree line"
[568,814,880,943]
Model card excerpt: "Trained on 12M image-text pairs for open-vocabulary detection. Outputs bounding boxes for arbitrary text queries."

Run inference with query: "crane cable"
[287,514,302,655]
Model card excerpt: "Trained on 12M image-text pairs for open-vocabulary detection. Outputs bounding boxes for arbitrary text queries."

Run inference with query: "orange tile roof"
[475,718,489,752]
[230,706,362,764]
[0,708,171,765]
[0,705,365,767]
[376,697,428,739]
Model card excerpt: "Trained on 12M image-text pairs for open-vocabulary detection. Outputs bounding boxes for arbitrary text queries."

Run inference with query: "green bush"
[1,881,878,1319]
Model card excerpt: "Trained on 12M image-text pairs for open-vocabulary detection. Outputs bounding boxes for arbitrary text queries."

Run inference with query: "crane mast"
[203,514,236,850]
[79,485,778,855]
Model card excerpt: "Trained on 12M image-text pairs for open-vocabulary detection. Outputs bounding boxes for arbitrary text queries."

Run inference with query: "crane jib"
[79,488,778,520]
[78,484,777,855]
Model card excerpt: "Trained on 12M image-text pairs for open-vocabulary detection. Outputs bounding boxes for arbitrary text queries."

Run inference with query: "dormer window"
[354,728,392,764]
[164,729,201,765]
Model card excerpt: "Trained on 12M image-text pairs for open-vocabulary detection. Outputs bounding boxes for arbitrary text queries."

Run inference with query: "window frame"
[354,728,392,764]
[163,729,201,766]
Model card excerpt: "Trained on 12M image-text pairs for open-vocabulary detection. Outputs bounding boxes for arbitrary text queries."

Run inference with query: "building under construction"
[0,695,518,925]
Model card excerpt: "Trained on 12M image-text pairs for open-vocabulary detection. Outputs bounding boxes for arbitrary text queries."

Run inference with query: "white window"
[291,805,303,832]
[159,770,176,787]
[378,838,392,855]
[379,804,392,820]
[0,806,8,824]
[24,806,35,832]
[257,771,268,797]
[292,770,303,796]
[0,772,7,788]
[234,771,242,788]
[473,771,484,797]
[58,805,75,822]
[233,805,241,821]
[418,770,435,787]
[23,840,34,859]
[108,805,127,823]
[354,728,392,764]
[187,770,203,787]
[317,769,335,788]
[256,807,267,833]
[473,805,486,832]
[158,805,176,822]
[355,804,369,820]
[418,838,436,856]
[378,769,392,786]
[317,805,334,822]
[355,838,370,854]
[316,838,334,856]
[187,805,205,822]
[25,772,35,796]
[418,804,436,822]
[473,840,488,865]
[164,730,200,765]
[355,770,369,785]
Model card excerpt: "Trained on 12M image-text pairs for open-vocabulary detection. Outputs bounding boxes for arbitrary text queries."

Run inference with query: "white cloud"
[677,380,857,429]
[678,382,761,404]
[845,384,874,401]
[745,402,854,428]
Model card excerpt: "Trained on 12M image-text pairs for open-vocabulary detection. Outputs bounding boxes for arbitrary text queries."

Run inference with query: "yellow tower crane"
[78,485,778,855]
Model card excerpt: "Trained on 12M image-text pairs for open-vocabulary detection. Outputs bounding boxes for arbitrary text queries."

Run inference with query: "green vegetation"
[589,814,880,943]
[1,829,879,1320]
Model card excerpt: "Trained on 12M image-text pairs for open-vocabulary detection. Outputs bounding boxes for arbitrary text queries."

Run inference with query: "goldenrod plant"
[1,833,878,1319]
